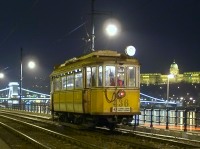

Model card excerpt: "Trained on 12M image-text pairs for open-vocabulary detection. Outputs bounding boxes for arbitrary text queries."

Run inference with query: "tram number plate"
[112,107,130,112]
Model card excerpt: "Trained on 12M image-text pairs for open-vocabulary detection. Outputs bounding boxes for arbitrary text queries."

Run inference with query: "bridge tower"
[8,82,19,99]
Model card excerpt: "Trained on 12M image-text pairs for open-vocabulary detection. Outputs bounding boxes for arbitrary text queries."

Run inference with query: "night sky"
[0,0,200,90]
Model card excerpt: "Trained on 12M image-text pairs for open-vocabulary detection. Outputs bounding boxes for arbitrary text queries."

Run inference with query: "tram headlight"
[125,45,136,56]
[117,89,126,99]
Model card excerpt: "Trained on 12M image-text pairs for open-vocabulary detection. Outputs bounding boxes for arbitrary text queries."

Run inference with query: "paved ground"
[0,139,10,149]
[141,123,200,132]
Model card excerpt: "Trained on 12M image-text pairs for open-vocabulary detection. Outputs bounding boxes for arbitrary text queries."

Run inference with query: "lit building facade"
[141,61,200,85]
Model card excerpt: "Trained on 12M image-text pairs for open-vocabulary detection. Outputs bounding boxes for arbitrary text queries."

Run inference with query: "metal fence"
[1,102,51,115]
[133,107,200,132]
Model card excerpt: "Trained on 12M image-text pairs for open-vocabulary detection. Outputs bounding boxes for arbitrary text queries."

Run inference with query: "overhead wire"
[54,21,87,44]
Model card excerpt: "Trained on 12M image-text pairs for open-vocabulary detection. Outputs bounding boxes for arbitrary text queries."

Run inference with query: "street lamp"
[166,74,174,106]
[90,0,119,51]
[28,61,36,69]
[105,24,118,36]
[19,48,36,110]
[0,72,4,79]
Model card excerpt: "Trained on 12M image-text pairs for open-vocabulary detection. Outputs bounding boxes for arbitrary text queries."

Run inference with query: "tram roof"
[51,50,139,76]
[65,50,120,63]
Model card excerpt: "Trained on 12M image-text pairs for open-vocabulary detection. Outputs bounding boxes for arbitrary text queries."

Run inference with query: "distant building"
[140,61,200,85]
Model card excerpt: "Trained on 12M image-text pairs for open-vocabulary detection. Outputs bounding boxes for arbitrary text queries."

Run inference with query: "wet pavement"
[141,123,200,132]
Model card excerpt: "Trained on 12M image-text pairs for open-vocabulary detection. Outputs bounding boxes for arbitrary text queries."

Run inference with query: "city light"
[103,18,121,38]
[168,74,174,79]
[106,24,118,36]
[28,61,36,69]
[0,72,4,79]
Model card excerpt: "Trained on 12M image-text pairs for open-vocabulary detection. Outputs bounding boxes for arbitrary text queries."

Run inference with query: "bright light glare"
[106,24,118,36]
[28,61,35,69]
[103,19,121,37]
[168,74,174,79]
[0,73,4,79]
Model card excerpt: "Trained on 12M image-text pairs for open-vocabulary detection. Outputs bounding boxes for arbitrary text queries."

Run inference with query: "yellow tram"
[50,49,140,129]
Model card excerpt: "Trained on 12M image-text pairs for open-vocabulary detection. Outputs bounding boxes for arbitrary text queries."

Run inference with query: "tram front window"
[86,67,91,87]
[127,66,135,87]
[91,67,96,87]
[117,67,125,87]
[105,66,115,86]
[98,66,102,86]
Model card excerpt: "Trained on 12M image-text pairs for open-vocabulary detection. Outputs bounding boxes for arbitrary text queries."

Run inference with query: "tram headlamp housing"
[117,89,126,99]
[125,45,136,56]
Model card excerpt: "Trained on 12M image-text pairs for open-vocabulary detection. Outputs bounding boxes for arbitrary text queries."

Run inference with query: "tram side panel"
[53,90,84,113]
[59,91,67,111]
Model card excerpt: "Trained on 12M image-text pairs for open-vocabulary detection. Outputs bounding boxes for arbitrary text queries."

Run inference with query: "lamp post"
[19,48,23,110]
[90,0,119,51]
[166,74,174,107]
[19,48,35,110]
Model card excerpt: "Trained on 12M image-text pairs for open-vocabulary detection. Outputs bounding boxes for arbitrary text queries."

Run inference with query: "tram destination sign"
[112,107,130,112]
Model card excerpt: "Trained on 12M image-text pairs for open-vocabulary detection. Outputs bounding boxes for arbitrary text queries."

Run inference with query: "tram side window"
[105,66,115,86]
[75,71,83,89]
[86,67,91,87]
[54,77,61,91]
[67,75,74,89]
[127,66,135,87]
[61,76,66,90]
[98,66,102,86]
[117,67,125,87]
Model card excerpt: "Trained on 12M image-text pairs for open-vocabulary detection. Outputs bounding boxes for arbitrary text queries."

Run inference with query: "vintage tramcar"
[50,49,140,129]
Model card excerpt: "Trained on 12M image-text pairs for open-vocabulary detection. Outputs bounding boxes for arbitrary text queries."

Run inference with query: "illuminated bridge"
[0,82,50,105]
[0,82,177,107]
[140,93,179,107]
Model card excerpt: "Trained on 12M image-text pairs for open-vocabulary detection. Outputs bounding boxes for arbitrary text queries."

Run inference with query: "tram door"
[83,89,91,113]
[83,67,93,113]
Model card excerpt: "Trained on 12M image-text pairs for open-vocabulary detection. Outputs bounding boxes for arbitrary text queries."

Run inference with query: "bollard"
[166,108,169,129]
[133,115,137,130]
[150,107,153,127]
[175,107,178,126]
[137,114,139,126]
[143,108,146,124]
[195,108,198,128]
[158,109,161,125]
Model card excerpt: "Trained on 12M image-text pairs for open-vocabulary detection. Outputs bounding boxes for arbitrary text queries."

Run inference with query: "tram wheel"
[122,118,128,125]
[107,123,115,131]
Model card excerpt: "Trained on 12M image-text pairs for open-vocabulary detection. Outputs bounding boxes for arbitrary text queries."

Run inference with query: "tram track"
[1,109,200,148]
[0,110,152,148]
[0,113,101,149]
[0,109,162,148]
